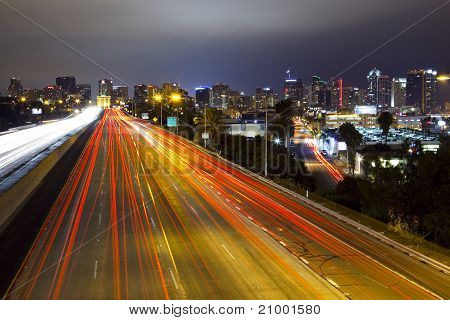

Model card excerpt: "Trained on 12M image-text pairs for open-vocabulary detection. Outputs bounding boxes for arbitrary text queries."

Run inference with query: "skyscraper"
[391,78,406,112]
[366,68,381,105]
[376,75,391,112]
[56,76,77,94]
[255,87,275,110]
[342,87,361,112]
[113,86,129,102]
[195,86,212,109]
[98,79,113,96]
[76,84,92,100]
[7,77,23,98]
[406,69,437,115]
[329,79,343,111]
[283,78,303,106]
[212,82,230,109]
[134,84,148,105]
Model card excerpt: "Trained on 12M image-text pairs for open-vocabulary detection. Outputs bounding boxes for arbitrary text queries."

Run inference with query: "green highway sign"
[167,117,177,127]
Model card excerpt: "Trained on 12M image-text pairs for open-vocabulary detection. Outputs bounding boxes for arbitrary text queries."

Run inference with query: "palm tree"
[195,108,224,149]
[338,122,363,175]
[377,111,394,144]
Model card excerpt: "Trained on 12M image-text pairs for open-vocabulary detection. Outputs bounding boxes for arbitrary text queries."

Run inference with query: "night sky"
[1,0,449,102]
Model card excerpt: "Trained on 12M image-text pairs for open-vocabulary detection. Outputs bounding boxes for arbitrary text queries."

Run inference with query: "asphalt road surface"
[5,110,449,299]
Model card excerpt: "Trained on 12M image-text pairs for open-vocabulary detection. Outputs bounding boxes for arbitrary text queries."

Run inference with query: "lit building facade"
[7,77,23,98]
[391,78,406,113]
[98,79,113,97]
[406,69,437,115]
[212,82,231,109]
[195,86,212,109]
[56,76,77,94]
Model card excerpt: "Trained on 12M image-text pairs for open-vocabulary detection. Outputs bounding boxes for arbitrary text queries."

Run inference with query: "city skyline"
[0,0,449,100]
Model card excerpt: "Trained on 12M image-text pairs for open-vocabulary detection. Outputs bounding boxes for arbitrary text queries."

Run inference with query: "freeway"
[0,108,101,191]
[294,138,343,191]
[5,109,449,299]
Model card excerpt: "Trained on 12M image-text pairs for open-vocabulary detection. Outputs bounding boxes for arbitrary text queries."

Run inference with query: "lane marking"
[279,241,287,247]
[98,214,102,225]
[93,260,98,280]
[169,269,179,290]
[222,244,236,261]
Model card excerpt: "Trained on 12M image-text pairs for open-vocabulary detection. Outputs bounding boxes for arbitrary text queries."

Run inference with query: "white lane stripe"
[222,244,236,261]
[169,269,179,290]
[93,260,98,280]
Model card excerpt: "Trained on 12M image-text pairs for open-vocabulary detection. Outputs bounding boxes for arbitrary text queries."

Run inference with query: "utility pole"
[264,108,268,177]
[204,104,207,148]
[176,107,179,135]
[160,101,163,127]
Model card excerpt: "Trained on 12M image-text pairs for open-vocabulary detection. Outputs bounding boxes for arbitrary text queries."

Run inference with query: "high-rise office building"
[7,77,23,98]
[342,87,361,112]
[56,76,77,94]
[113,86,129,102]
[366,68,381,105]
[376,75,391,112]
[195,86,212,109]
[212,82,231,108]
[98,79,113,96]
[406,69,437,115]
[329,78,343,111]
[76,84,92,100]
[255,87,275,110]
[391,78,406,112]
[134,84,148,105]
[283,78,303,106]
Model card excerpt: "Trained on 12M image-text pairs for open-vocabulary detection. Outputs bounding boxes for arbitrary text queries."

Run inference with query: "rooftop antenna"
[286,67,291,80]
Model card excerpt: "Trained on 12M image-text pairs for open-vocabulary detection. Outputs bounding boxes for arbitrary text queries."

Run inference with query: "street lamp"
[154,94,163,126]
[437,73,450,81]
[171,93,182,134]
[20,97,26,103]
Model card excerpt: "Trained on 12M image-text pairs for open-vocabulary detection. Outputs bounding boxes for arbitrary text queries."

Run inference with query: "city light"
[171,93,181,102]
[437,74,450,81]
[154,94,162,102]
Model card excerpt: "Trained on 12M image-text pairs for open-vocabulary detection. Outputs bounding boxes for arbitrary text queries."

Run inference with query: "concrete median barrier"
[0,128,87,231]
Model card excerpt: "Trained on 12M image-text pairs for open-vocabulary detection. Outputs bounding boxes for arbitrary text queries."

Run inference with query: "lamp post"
[171,93,181,134]
[154,94,163,126]
[204,104,207,148]
[263,108,269,177]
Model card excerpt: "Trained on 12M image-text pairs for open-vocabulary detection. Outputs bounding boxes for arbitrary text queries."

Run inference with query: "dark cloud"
[0,0,449,102]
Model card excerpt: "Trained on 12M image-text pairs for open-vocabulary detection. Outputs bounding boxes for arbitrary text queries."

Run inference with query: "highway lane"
[5,109,343,299]
[5,109,449,299]
[131,116,449,299]
[0,108,101,189]
[294,141,342,191]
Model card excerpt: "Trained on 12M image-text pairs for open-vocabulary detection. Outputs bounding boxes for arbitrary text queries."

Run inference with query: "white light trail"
[0,107,101,176]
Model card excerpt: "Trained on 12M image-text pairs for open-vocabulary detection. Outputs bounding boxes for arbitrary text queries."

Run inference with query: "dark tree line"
[329,137,450,248]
